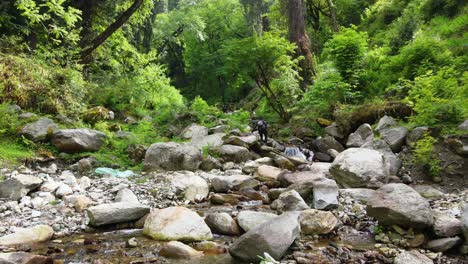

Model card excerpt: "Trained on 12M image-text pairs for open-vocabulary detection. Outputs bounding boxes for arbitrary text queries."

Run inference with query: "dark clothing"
[253,119,268,143]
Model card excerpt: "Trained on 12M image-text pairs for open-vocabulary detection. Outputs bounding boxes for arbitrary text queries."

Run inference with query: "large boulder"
[159,241,203,259]
[255,165,283,182]
[394,251,433,264]
[324,123,345,140]
[406,127,429,146]
[51,129,106,153]
[211,175,251,193]
[346,123,374,148]
[0,175,43,201]
[144,142,202,171]
[0,225,53,246]
[87,202,150,227]
[190,133,225,150]
[181,124,208,140]
[366,183,433,228]
[217,145,253,163]
[380,126,409,152]
[339,188,376,204]
[316,136,345,153]
[143,207,213,241]
[278,170,324,187]
[330,148,389,188]
[20,117,58,142]
[237,211,278,232]
[270,190,309,212]
[0,252,53,264]
[375,115,397,132]
[224,135,258,148]
[199,156,223,171]
[157,172,209,202]
[229,212,300,263]
[299,209,337,235]
[361,139,401,175]
[432,212,462,237]
[204,213,241,236]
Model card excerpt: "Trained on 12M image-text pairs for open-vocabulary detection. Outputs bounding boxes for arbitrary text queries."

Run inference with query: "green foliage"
[406,67,467,126]
[190,96,221,126]
[224,110,250,132]
[413,134,441,178]
[0,138,34,166]
[324,27,368,85]
[0,54,85,116]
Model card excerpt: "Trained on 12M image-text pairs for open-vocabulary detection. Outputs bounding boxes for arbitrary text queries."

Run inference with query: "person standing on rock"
[252,118,268,143]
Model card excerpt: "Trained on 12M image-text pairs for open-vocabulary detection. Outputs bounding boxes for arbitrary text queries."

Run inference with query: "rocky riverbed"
[0,116,467,264]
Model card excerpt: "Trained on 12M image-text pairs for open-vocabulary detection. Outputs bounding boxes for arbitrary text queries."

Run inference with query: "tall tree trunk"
[326,0,339,32]
[77,0,95,78]
[285,0,316,91]
[80,0,144,66]
[241,0,264,36]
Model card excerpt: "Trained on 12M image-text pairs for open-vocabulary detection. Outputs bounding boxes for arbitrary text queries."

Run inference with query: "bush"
[190,96,222,126]
[413,134,441,178]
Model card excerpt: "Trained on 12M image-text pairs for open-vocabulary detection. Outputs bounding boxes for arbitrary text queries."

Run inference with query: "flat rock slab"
[237,211,278,232]
[0,225,53,246]
[87,202,150,227]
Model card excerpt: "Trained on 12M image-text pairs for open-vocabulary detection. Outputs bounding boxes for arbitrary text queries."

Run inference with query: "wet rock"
[115,188,139,203]
[315,152,331,162]
[0,174,43,200]
[316,136,345,153]
[394,250,433,264]
[229,212,300,263]
[193,241,226,254]
[346,123,374,147]
[211,175,251,193]
[158,172,208,202]
[425,237,462,252]
[20,117,58,142]
[87,202,150,227]
[144,142,202,171]
[330,148,389,188]
[218,145,253,163]
[432,212,462,237]
[270,190,309,212]
[159,241,203,259]
[0,225,53,246]
[52,128,106,153]
[299,209,337,235]
[204,213,241,236]
[199,156,222,171]
[380,126,409,153]
[312,178,339,210]
[361,139,401,175]
[0,252,53,264]
[375,115,397,132]
[366,183,433,228]
[209,193,246,205]
[237,211,278,232]
[143,206,213,241]
[406,127,429,146]
[255,165,283,182]
[339,188,376,204]
[181,124,208,140]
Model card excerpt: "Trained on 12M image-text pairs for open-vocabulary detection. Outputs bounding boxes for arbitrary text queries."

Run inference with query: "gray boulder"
[0,225,53,246]
[394,251,433,264]
[462,204,468,241]
[229,212,300,263]
[271,190,309,212]
[143,206,213,241]
[190,133,225,150]
[316,136,345,153]
[181,124,208,140]
[87,202,150,226]
[20,117,58,142]
[432,212,462,237]
[199,156,223,171]
[157,172,209,202]
[144,142,202,171]
[381,126,409,152]
[237,211,278,232]
[218,145,253,163]
[330,148,389,188]
[299,209,338,235]
[339,188,376,204]
[211,175,251,193]
[159,241,203,259]
[278,170,325,187]
[0,252,53,264]
[375,115,397,132]
[0,175,43,201]
[204,213,241,236]
[406,127,429,146]
[361,139,401,175]
[51,129,106,153]
[425,237,462,252]
[115,188,139,203]
[224,135,257,148]
[312,178,339,210]
[346,123,374,147]
[366,183,433,228]
[325,123,345,140]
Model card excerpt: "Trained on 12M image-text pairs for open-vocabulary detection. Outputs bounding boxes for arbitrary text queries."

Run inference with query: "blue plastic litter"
[95,167,135,178]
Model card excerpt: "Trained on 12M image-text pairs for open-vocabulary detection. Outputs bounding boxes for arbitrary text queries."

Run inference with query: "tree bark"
[80,0,144,63]
[326,0,339,32]
[285,0,316,91]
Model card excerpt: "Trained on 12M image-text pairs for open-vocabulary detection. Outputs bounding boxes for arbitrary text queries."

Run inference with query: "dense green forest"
[0,0,466,165]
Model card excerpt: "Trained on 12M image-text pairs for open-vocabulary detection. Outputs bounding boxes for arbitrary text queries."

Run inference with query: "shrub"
[413,134,441,178]
[190,96,222,126]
